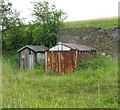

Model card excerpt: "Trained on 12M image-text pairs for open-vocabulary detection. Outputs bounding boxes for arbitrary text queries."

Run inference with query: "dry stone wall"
[58,27,119,56]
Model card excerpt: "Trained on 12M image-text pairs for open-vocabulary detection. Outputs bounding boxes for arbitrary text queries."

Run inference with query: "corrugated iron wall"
[45,50,96,73]
[46,51,76,73]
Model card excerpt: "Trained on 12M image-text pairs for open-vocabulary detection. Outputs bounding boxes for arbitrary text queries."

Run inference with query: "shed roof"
[63,43,96,51]
[48,42,96,51]
[17,45,48,52]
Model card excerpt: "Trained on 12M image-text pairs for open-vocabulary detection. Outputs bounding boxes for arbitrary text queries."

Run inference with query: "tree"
[32,1,67,47]
[0,0,12,30]
[1,0,24,51]
[0,0,23,30]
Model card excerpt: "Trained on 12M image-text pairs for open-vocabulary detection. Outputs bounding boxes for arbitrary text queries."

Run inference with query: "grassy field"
[63,17,118,29]
[2,54,118,108]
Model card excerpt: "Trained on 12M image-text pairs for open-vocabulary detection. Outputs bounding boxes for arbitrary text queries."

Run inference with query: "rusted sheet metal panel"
[46,51,76,73]
[46,50,96,73]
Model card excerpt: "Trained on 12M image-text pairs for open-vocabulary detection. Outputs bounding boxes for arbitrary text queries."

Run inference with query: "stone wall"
[58,27,119,56]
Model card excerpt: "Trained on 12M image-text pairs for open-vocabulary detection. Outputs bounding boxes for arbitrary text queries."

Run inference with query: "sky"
[9,0,119,23]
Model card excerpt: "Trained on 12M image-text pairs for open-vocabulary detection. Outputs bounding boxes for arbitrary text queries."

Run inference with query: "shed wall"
[37,52,45,61]
[46,50,96,73]
[76,50,96,64]
[46,51,76,73]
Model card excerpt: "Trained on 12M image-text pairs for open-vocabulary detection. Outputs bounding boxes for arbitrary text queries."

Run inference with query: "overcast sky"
[9,0,119,23]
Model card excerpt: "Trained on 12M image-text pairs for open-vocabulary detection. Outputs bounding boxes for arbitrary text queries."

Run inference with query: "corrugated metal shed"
[48,42,96,51]
[46,42,96,73]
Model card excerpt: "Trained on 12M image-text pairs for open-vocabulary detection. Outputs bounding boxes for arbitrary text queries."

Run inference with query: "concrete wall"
[58,27,119,56]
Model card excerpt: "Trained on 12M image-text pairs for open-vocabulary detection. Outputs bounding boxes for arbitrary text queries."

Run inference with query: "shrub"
[35,59,45,70]
[77,55,110,70]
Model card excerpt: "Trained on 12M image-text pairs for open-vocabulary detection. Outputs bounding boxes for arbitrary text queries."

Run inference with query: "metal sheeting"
[49,44,71,51]
[46,51,76,73]
[48,42,96,52]
[45,50,96,73]
[64,43,96,51]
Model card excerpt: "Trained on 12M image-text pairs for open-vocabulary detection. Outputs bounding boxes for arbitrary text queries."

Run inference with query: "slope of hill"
[63,17,118,29]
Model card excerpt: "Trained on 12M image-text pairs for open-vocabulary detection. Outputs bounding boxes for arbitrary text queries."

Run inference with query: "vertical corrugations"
[58,52,61,73]
[46,51,76,73]
[45,51,47,71]
[46,50,96,73]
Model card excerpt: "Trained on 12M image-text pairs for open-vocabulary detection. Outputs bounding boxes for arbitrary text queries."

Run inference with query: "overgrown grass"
[63,17,118,29]
[2,54,118,108]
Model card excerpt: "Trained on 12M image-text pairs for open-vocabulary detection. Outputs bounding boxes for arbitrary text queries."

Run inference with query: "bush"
[77,55,110,70]
[35,59,45,70]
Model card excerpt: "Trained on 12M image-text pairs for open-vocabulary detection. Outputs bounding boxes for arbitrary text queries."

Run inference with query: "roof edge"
[17,45,37,52]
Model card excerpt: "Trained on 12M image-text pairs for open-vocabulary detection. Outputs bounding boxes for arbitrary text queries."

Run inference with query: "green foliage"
[35,60,45,71]
[0,0,23,30]
[2,55,118,108]
[32,1,67,47]
[3,26,24,51]
[3,53,19,68]
[77,55,113,70]
[2,1,66,52]
[1,0,24,51]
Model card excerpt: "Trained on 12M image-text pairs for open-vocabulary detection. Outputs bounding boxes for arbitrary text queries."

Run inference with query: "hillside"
[57,17,119,57]
[63,17,118,29]
[2,17,119,52]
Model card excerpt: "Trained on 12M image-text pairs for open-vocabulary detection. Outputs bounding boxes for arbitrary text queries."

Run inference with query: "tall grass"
[2,54,118,108]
